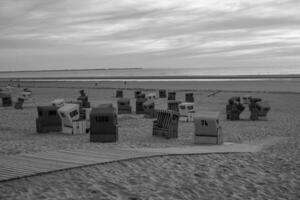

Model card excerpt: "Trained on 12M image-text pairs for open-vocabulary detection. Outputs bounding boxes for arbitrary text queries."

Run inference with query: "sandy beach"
[0,80,299,199]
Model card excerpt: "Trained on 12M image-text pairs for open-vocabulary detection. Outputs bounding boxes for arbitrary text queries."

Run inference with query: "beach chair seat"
[90,104,118,142]
[116,90,123,98]
[117,98,132,114]
[168,91,176,100]
[194,112,223,145]
[58,104,80,134]
[134,90,142,98]
[152,110,179,139]
[136,97,147,114]
[159,90,166,98]
[1,93,12,107]
[185,93,194,102]
[179,102,195,122]
[36,106,62,133]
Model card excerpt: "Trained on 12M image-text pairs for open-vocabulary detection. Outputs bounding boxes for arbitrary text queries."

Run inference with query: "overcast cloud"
[0,0,299,72]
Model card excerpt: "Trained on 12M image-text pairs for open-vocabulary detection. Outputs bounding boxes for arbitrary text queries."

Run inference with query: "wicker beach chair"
[152,110,179,139]
[185,93,194,102]
[159,90,166,98]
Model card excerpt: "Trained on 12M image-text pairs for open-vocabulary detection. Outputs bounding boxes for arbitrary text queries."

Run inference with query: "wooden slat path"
[0,141,272,182]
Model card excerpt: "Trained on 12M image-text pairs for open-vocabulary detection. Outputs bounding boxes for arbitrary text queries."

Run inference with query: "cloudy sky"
[0,0,299,73]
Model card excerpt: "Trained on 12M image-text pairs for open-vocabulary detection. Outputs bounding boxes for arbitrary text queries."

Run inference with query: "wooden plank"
[30,152,94,165]
[21,154,82,166]
[57,150,127,161]
[37,152,107,164]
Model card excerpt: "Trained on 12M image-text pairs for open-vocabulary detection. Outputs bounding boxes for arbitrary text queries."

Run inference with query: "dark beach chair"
[168,91,176,100]
[136,96,147,114]
[1,93,12,107]
[14,97,24,109]
[159,90,166,98]
[90,104,118,142]
[117,98,132,114]
[185,93,194,102]
[36,106,62,133]
[116,90,123,98]
[152,110,179,139]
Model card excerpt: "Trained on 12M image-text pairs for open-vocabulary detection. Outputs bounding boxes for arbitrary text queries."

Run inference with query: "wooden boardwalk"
[0,142,264,182]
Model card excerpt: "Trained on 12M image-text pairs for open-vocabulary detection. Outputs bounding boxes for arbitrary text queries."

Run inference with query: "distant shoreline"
[0,74,299,80]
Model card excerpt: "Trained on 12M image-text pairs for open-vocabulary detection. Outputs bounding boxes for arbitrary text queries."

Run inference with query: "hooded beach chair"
[159,90,166,98]
[152,110,179,139]
[36,106,62,133]
[117,98,132,114]
[185,93,194,102]
[58,103,82,134]
[179,102,195,122]
[167,100,181,112]
[90,104,118,142]
[116,90,123,98]
[1,93,12,107]
[194,111,223,145]
[136,95,147,114]
[168,91,176,100]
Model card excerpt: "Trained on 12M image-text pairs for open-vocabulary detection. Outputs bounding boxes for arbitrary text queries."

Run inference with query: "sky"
[0,0,299,73]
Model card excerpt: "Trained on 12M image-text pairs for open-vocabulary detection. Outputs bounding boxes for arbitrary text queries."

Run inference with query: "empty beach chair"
[36,106,62,133]
[185,93,194,102]
[179,102,195,122]
[58,104,80,134]
[257,101,271,117]
[116,90,123,98]
[168,100,181,112]
[152,110,179,139]
[168,91,176,100]
[134,90,142,98]
[194,111,223,145]
[90,104,118,143]
[146,93,157,100]
[1,93,12,107]
[51,99,65,108]
[143,100,156,118]
[136,96,147,114]
[14,97,24,109]
[159,90,166,98]
[117,98,132,114]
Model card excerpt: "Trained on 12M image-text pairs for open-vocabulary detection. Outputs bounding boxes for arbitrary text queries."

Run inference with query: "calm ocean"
[0,67,299,81]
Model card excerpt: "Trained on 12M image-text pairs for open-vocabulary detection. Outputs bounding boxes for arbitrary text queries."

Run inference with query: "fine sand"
[0,80,299,200]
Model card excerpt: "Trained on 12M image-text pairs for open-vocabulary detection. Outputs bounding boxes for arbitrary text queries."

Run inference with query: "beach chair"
[134,90,142,98]
[249,98,270,120]
[168,91,176,100]
[152,110,179,139]
[58,104,81,134]
[185,93,194,102]
[136,96,147,114]
[194,111,223,145]
[14,97,24,109]
[1,93,12,107]
[143,100,156,118]
[117,98,132,114]
[51,99,65,108]
[77,90,90,108]
[242,95,252,105]
[226,97,245,120]
[159,90,166,98]
[36,106,62,133]
[179,102,195,122]
[146,93,157,100]
[167,100,181,112]
[116,90,123,98]
[90,104,118,143]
